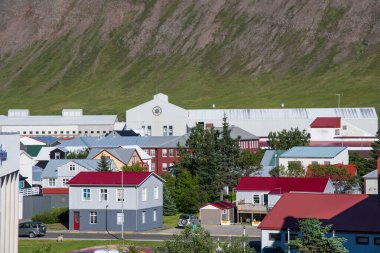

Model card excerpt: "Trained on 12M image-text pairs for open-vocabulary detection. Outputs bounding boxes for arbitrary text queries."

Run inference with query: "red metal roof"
[67,172,154,186]
[310,117,341,128]
[200,200,235,210]
[306,164,357,178]
[42,188,69,194]
[236,177,329,193]
[258,193,380,233]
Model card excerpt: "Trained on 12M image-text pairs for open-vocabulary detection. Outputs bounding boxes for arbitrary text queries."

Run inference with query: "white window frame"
[117,212,124,225]
[48,178,56,187]
[169,149,174,157]
[116,188,124,202]
[168,126,173,136]
[150,149,156,157]
[151,163,156,171]
[82,188,91,201]
[154,186,159,200]
[162,149,167,157]
[69,164,76,171]
[163,126,168,136]
[99,188,108,202]
[253,194,260,204]
[162,163,168,171]
[62,178,69,186]
[142,188,147,202]
[142,211,146,224]
[153,209,157,222]
[54,152,60,159]
[89,211,97,224]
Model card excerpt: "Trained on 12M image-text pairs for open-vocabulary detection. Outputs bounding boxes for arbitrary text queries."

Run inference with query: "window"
[153,209,157,222]
[154,186,159,200]
[142,211,146,224]
[163,126,168,136]
[55,152,60,159]
[116,189,124,202]
[253,194,260,204]
[62,178,69,185]
[85,131,88,134]
[103,131,106,134]
[60,131,64,134]
[36,131,39,134]
[73,131,76,134]
[48,131,51,134]
[54,131,57,134]
[82,189,91,201]
[151,163,156,171]
[169,149,174,157]
[79,131,82,134]
[48,178,56,187]
[117,212,124,225]
[150,149,156,157]
[66,131,70,134]
[374,237,380,245]
[91,131,94,134]
[23,131,27,134]
[69,164,76,171]
[147,126,152,136]
[142,188,147,201]
[168,126,173,136]
[162,149,167,157]
[269,233,282,241]
[100,189,108,201]
[356,236,369,245]
[90,212,97,224]
[197,122,205,128]
[42,131,45,134]
[311,161,318,165]
[97,131,100,134]
[132,155,138,164]
[29,131,33,134]
[324,161,331,165]
[342,125,347,130]
[162,163,168,171]
[335,129,340,135]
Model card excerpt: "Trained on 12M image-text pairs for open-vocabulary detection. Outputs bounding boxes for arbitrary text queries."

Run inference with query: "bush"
[32,207,69,224]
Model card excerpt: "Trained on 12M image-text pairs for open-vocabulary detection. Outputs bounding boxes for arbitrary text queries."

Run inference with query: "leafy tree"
[267,128,310,150]
[220,236,255,253]
[370,130,380,160]
[288,218,348,253]
[66,149,89,159]
[349,152,376,190]
[269,166,280,177]
[309,164,357,193]
[279,163,305,177]
[96,155,111,171]
[238,149,264,176]
[121,163,146,172]
[163,185,177,216]
[159,226,214,253]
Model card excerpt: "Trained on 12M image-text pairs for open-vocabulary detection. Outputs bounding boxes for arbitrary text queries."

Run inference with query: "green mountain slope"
[0,0,379,118]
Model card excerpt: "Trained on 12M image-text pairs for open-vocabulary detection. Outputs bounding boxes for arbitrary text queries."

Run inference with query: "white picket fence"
[19,187,40,196]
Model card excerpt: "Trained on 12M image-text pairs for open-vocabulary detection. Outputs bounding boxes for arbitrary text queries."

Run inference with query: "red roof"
[67,172,156,186]
[306,164,357,178]
[310,117,341,128]
[200,201,235,210]
[236,177,329,193]
[42,188,69,194]
[258,193,380,233]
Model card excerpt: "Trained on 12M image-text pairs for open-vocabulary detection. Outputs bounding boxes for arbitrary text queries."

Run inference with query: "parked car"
[19,221,47,238]
[261,246,285,253]
[177,213,201,228]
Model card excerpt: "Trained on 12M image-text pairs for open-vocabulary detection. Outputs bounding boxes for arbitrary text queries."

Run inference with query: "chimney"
[205,123,214,129]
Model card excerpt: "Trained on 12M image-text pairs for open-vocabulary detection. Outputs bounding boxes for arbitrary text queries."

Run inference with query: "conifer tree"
[371,130,380,160]
[96,155,111,171]
[163,186,177,216]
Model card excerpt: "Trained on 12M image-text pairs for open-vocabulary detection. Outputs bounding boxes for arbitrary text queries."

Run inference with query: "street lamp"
[243,226,246,253]
[121,171,124,240]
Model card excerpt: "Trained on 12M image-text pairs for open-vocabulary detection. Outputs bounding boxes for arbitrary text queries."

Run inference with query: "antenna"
[336,94,343,108]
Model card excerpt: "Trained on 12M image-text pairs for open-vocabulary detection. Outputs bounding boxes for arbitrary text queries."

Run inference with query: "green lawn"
[19,239,163,253]
[163,214,179,228]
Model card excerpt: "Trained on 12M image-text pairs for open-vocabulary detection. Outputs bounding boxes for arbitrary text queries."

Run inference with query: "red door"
[73,212,80,230]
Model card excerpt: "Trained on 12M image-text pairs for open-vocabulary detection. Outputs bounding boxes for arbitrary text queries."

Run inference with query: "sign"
[0,144,7,166]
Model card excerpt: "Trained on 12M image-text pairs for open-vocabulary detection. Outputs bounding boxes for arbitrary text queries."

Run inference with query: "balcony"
[237,203,268,214]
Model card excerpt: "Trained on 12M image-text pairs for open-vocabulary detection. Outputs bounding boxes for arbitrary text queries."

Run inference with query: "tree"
[220,236,255,253]
[269,166,280,177]
[279,163,305,177]
[288,218,348,253]
[238,149,264,176]
[309,164,357,193]
[159,226,214,253]
[349,152,376,190]
[96,155,111,171]
[370,130,380,160]
[121,163,146,172]
[66,149,89,159]
[267,128,310,150]
[163,185,177,216]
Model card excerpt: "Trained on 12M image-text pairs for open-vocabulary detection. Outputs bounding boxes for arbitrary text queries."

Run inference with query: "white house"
[20,151,37,185]
[67,171,165,231]
[279,146,349,172]
[363,159,380,194]
[0,133,20,253]
[235,177,334,223]
[258,193,380,253]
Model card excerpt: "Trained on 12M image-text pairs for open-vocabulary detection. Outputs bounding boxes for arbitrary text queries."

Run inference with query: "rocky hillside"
[0,0,379,116]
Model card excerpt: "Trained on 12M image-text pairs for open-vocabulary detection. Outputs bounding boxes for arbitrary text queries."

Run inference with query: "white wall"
[365,178,378,194]
[20,152,36,185]
[236,191,269,205]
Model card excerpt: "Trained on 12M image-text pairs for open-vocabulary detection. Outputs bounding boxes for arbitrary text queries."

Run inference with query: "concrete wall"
[22,196,52,220]
[69,207,163,231]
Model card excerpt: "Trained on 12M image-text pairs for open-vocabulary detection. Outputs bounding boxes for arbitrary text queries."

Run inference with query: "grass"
[45,223,68,230]
[19,239,163,253]
[163,214,179,228]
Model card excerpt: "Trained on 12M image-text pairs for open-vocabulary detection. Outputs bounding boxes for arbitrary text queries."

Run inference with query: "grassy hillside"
[0,0,379,118]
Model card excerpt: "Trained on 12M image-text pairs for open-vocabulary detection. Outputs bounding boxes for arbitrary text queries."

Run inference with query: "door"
[73,212,80,230]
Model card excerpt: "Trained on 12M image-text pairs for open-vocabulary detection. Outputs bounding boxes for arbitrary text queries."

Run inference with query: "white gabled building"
[0,109,120,137]
[0,133,20,253]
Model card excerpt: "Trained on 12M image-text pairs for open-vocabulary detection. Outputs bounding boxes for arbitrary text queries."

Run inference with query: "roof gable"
[236,177,329,193]
[310,117,341,128]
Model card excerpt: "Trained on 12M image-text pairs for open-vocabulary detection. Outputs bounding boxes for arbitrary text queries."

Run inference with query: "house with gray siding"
[67,171,164,231]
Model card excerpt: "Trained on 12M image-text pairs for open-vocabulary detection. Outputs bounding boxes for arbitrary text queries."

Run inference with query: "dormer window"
[55,152,60,159]
[69,164,76,171]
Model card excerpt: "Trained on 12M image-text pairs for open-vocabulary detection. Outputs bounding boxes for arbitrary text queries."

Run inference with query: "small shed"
[199,201,235,225]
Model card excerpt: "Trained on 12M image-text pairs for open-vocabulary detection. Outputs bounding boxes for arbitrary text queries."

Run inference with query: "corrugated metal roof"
[88,148,135,164]
[363,169,377,178]
[0,115,118,126]
[280,146,347,158]
[214,126,259,140]
[41,159,100,178]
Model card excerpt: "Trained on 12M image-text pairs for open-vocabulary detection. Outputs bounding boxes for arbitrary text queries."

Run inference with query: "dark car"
[261,246,285,253]
[177,214,200,228]
[19,221,47,238]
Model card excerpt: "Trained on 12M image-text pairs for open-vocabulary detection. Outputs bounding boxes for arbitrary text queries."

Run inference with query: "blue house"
[67,171,164,231]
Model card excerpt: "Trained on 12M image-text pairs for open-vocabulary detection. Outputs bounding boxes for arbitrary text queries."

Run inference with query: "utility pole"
[336,94,343,108]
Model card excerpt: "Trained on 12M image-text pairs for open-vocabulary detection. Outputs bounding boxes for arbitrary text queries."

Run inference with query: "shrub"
[32,207,69,224]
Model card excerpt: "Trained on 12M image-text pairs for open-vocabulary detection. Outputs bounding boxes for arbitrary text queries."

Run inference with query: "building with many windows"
[67,171,164,231]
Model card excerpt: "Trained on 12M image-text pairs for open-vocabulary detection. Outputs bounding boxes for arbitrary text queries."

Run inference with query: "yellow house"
[88,147,143,170]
